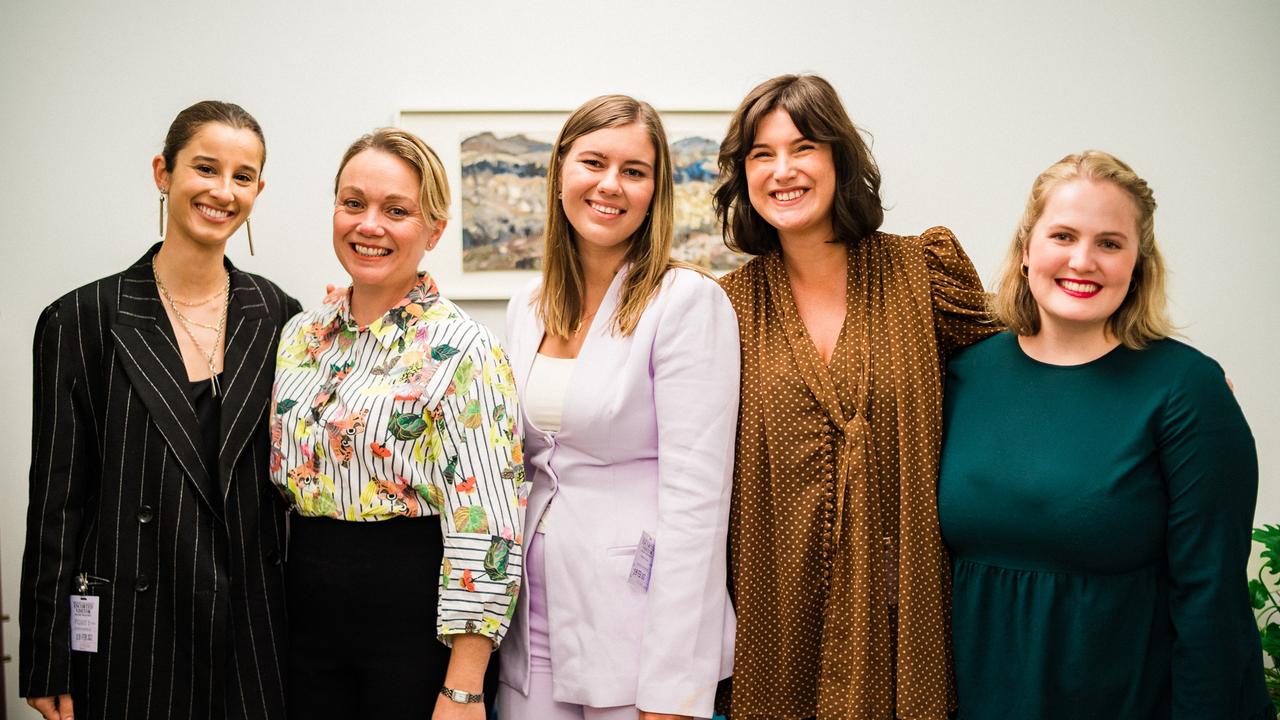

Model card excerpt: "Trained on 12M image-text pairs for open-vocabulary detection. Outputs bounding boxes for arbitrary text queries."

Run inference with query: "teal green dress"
[938,332,1271,719]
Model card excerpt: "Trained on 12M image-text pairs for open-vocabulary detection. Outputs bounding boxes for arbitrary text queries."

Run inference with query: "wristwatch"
[439,686,485,704]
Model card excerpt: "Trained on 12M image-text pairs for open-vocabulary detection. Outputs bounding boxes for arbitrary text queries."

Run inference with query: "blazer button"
[137,505,155,524]
[135,576,151,593]
[267,550,282,566]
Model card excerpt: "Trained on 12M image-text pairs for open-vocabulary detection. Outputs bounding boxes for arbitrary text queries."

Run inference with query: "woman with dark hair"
[938,151,1271,718]
[713,74,996,719]
[270,128,523,720]
[20,101,297,720]
[497,95,738,720]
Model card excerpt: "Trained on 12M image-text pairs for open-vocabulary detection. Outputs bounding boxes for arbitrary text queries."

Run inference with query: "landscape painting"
[668,133,742,271]
[460,131,553,271]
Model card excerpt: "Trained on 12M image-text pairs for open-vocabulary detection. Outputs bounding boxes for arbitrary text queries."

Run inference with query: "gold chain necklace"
[152,258,231,396]
[168,286,225,308]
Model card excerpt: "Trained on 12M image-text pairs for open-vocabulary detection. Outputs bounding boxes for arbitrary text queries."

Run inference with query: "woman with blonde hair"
[498,94,738,720]
[271,128,523,719]
[938,150,1271,718]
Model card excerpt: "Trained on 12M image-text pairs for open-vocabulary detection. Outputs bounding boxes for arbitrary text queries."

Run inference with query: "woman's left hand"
[431,698,486,720]
[638,713,692,720]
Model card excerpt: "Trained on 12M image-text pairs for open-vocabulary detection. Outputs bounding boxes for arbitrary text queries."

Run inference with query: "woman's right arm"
[20,301,97,709]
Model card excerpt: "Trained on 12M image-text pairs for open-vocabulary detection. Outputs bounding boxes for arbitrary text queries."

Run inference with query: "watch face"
[441,687,483,704]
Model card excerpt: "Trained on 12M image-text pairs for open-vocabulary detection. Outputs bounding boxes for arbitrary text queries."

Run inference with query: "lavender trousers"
[498,532,639,720]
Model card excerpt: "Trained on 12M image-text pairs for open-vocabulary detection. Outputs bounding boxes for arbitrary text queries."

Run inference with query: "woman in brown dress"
[712,74,996,719]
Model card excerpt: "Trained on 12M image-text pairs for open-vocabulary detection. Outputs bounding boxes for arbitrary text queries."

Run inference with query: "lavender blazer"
[498,266,738,717]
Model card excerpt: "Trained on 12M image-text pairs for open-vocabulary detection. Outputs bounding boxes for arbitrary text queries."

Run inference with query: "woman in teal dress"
[938,150,1271,719]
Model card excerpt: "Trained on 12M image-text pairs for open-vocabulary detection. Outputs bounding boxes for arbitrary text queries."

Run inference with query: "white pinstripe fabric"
[271,273,525,646]
[20,245,299,719]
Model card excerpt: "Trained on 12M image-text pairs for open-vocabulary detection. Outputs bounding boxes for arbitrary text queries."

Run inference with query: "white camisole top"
[525,352,575,433]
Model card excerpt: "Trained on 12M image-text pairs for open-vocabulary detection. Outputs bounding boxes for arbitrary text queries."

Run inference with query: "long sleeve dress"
[717,227,997,720]
[938,331,1272,719]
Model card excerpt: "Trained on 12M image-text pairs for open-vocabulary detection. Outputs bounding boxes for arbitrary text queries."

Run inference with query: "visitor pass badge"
[628,531,656,592]
[70,595,99,652]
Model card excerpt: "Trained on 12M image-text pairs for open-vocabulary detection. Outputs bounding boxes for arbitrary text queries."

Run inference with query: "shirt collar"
[322,272,443,352]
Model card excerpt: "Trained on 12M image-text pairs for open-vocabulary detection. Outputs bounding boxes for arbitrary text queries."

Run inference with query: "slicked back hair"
[162,100,265,172]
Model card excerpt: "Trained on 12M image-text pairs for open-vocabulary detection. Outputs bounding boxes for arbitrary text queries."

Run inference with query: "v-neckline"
[521,267,627,438]
[767,251,851,367]
[764,251,856,424]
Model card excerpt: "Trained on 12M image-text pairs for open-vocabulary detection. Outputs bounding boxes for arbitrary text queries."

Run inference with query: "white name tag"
[70,595,99,653]
[627,531,656,592]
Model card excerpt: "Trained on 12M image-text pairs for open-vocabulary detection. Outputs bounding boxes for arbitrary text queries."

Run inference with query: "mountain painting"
[459,130,746,272]
[460,131,554,271]
[668,134,744,271]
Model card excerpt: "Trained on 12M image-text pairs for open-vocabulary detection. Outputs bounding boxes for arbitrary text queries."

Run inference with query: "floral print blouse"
[271,272,524,645]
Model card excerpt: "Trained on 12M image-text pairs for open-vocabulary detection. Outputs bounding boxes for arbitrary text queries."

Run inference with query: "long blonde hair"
[991,150,1173,349]
[537,95,688,337]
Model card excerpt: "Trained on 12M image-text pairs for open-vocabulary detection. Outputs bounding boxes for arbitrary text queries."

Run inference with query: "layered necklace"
[152,257,231,396]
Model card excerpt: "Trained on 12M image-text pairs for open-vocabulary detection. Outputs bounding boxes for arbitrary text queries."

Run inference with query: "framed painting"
[397,109,743,299]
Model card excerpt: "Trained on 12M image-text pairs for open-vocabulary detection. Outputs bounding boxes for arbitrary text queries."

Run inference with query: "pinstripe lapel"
[217,267,273,501]
[110,249,223,518]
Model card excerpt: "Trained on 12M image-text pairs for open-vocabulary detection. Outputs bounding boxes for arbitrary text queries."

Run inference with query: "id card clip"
[71,572,110,653]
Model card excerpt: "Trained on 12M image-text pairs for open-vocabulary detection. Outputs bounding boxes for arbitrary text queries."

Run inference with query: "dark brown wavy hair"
[713,74,883,256]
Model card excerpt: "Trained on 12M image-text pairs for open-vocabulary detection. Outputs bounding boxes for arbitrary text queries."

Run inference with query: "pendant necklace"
[152,257,231,396]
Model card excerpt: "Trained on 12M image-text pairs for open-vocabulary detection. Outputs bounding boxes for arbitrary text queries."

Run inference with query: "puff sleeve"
[918,225,1000,362]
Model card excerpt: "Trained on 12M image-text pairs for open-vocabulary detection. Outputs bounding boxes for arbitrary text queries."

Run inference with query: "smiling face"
[558,122,656,262]
[1023,178,1141,341]
[333,149,443,299]
[153,122,264,250]
[744,107,837,246]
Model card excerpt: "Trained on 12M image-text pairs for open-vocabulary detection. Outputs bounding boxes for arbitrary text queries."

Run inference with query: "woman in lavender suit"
[497,95,738,720]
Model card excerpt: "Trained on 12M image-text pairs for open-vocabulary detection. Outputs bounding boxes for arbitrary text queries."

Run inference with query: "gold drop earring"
[246,217,255,255]
[158,191,167,238]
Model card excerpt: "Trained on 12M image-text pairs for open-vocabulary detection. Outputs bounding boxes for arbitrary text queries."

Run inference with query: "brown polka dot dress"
[716,227,997,720]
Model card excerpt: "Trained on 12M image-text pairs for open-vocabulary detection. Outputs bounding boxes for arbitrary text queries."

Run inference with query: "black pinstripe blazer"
[20,245,301,719]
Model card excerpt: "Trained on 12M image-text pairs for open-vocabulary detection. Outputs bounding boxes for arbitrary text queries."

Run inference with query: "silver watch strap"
[439,686,485,704]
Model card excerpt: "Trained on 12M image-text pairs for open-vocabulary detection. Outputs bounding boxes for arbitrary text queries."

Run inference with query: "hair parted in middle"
[991,150,1173,349]
[334,128,450,228]
[537,94,689,339]
[713,74,884,256]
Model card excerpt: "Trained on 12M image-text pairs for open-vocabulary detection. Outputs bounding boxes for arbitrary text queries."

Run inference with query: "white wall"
[3,0,1278,712]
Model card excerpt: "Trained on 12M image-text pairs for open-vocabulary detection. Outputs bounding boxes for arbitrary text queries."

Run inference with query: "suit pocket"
[604,544,637,558]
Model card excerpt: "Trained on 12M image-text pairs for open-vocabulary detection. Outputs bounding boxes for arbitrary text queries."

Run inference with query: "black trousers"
[286,515,497,719]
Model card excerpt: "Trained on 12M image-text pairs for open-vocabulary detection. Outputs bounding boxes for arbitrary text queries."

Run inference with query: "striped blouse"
[270,272,525,644]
